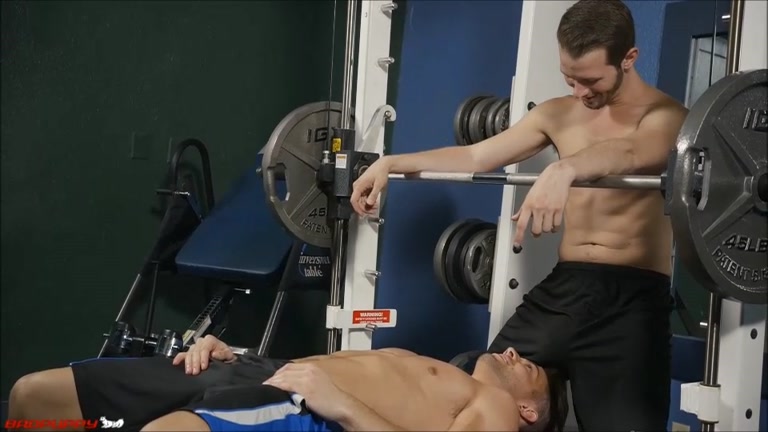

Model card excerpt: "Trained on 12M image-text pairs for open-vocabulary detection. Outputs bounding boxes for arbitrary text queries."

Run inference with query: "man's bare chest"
[549,114,640,158]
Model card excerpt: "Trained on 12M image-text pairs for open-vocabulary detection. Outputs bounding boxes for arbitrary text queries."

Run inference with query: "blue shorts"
[183,384,342,432]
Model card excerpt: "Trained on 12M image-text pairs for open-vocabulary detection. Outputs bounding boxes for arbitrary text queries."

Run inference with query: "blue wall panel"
[372,0,522,361]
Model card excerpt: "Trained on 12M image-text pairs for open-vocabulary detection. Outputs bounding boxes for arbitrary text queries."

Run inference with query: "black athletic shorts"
[70,352,342,432]
[487,261,674,432]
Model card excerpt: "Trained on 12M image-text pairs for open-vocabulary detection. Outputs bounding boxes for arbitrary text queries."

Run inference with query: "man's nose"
[573,84,589,97]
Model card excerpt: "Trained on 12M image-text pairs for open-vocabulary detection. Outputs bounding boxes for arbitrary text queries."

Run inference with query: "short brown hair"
[521,368,569,432]
[557,0,635,67]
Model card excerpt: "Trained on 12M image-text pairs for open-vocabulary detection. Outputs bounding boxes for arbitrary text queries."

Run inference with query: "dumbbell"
[103,321,183,358]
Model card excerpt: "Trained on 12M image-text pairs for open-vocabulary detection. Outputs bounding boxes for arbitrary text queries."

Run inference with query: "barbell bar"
[261,69,767,304]
[388,171,664,190]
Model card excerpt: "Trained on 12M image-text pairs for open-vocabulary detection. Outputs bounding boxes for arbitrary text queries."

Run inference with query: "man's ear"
[517,401,539,425]
[622,47,639,71]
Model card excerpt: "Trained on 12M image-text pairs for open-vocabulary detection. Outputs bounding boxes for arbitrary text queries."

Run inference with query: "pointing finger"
[513,208,530,252]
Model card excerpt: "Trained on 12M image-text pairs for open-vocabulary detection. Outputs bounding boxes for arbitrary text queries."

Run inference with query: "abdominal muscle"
[294,350,477,430]
[558,187,674,276]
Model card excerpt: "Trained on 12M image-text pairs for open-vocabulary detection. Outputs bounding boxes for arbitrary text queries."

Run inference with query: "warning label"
[352,310,391,324]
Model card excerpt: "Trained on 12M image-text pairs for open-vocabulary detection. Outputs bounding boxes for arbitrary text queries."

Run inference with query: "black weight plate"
[453,96,477,146]
[443,221,482,303]
[493,99,510,136]
[484,98,508,140]
[454,95,490,146]
[468,96,498,144]
[445,220,494,303]
[460,228,496,303]
[669,68,767,304]
[434,219,475,296]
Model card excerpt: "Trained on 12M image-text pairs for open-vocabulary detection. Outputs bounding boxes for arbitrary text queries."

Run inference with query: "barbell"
[260,68,767,304]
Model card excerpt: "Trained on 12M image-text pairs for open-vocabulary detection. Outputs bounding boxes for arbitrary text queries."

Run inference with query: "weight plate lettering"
[468,96,498,144]
[461,228,496,302]
[262,102,346,248]
[669,69,767,304]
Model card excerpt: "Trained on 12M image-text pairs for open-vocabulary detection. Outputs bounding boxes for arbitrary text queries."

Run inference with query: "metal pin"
[378,57,395,68]
[364,269,381,279]
[365,323,379,332]
[381,2,397,12]
[365,215,384,225]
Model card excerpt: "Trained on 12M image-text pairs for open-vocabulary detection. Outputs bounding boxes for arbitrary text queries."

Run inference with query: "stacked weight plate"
[433,219,497,304]
[453,95,511,146]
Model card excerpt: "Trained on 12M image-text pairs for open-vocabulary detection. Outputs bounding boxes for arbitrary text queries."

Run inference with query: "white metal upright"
[340,0,398,351]
[486,0,574,343]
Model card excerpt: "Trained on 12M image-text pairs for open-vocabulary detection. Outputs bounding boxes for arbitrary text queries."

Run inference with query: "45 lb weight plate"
[261,102,348,248]
[669,69,767,304]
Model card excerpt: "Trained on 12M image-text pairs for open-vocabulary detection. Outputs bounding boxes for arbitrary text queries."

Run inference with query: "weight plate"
[262,101,347,248]
[453,97,477,146]
[445,220,495,303]
[484,98,508,140]
[493,99,511,136]
[443,220,486,303]
[453,95,490,146]
[468,96,498,145]
[434,219,475,295]
[669,68,767,304]
[461,228,496,302]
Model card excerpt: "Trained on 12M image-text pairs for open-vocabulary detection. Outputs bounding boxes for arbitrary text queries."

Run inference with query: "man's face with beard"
[559,47,624,110]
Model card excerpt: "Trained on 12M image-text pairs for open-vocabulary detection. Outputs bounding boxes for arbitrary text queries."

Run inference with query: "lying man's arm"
[263,363,409,431]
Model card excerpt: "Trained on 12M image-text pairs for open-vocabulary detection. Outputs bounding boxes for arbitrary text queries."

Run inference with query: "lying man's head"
[473,348,569,432]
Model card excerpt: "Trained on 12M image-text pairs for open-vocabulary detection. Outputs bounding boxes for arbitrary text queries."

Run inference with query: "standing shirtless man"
[351,1,688,430]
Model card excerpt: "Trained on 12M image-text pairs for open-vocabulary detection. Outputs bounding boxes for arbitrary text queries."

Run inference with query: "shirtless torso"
[542,87,687,275]
[292,348,536,430]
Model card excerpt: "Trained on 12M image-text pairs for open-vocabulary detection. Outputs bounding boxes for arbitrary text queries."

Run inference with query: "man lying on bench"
[9,335,568,432]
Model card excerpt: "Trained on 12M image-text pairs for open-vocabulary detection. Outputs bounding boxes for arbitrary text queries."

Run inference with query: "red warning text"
[5,419,99,430]
[352,310,391,324]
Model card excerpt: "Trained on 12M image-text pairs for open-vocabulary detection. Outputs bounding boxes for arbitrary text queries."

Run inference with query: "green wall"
[0,0,350,398]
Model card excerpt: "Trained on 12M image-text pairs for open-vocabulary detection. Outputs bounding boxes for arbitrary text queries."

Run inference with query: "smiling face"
[560,47,626,110]
[475,347,549,403]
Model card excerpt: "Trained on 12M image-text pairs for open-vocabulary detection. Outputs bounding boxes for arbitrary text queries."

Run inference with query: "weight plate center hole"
[758,172,768,203]
[274,163,289,201]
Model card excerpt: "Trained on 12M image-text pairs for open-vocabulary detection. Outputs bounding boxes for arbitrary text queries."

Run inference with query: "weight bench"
[173,152,332,355]
[100,142,331,358]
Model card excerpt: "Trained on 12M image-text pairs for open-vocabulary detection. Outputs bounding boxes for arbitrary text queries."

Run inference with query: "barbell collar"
[388,171,663,190]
